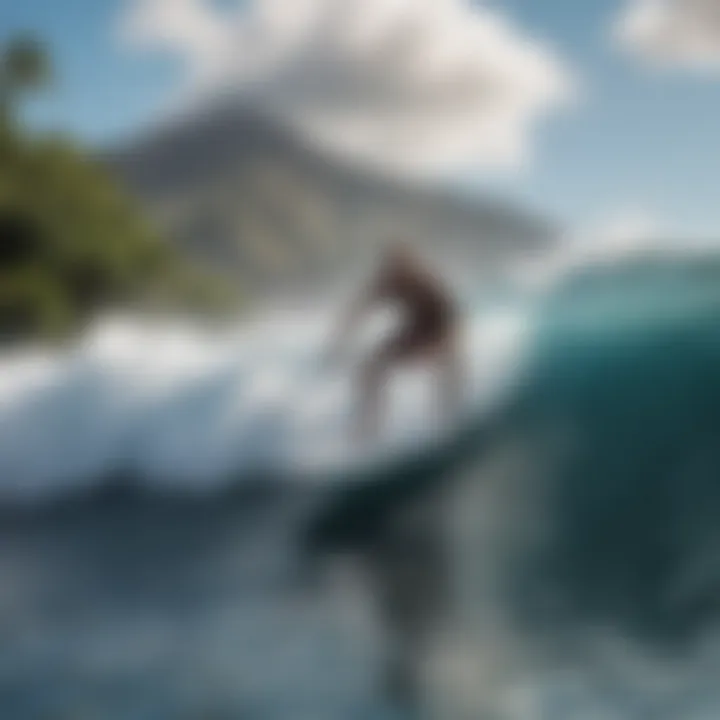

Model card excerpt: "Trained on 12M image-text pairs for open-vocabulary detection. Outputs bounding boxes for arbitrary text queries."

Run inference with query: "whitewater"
[0,298,531,500]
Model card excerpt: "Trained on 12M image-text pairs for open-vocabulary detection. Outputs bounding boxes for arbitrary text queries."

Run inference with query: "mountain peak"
[107,103,557,298]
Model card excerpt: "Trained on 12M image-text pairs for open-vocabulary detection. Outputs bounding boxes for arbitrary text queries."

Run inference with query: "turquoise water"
[307,255,720,716]
[3,254,720,718]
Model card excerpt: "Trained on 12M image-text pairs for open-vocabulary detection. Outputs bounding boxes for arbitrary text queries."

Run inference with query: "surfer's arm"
[333,275,388,351]
[334,288,375,347]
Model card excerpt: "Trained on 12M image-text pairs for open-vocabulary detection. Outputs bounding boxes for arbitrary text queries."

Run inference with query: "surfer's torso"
[374,264,457,351]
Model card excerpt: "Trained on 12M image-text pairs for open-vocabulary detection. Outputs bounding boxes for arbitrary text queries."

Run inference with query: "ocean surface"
[2,252,720,719]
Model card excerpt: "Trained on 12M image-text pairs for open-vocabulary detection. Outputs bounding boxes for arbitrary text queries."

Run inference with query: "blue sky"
[2,0,719,238]
[493,0,720,237]
[1,0,180,143]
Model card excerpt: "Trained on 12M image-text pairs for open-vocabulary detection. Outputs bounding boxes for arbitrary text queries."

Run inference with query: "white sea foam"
[0,300,532,500]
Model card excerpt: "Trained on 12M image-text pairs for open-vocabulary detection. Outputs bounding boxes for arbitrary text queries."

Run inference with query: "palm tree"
[0,36,51,126]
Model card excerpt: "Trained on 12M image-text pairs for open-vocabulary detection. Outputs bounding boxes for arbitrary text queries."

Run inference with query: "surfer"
[334,240,462,443]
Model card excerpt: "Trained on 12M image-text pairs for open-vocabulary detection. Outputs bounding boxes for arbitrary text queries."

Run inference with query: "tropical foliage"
[0,37,234,342]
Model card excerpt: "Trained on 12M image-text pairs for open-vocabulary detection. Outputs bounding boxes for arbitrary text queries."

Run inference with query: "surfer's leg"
[432,331,463,430]
[418,331,462,433]
[357,330,420,442]
[357,345,394,443]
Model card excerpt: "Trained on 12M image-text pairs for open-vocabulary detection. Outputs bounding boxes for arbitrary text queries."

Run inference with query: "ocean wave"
[0,302,531,501]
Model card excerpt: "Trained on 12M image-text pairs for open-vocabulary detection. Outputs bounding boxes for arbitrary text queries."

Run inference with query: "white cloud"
[121,0,227,73]
[615,0,720,72]
[510,209,666,291]
[584,210,661,258]
[120,0,575,177]
[513,207,719,294]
